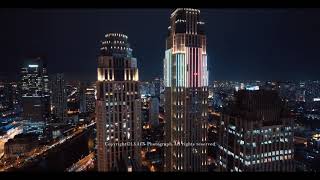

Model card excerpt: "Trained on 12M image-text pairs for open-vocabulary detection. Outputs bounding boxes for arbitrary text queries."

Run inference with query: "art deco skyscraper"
[96,33,141,172]
[164,8,209,172]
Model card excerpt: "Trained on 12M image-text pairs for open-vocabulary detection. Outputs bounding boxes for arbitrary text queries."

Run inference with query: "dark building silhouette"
[51,73,67,123]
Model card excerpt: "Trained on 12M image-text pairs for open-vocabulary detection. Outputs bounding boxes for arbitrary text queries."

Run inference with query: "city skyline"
[1,8,320,81]
[1,8,320,173]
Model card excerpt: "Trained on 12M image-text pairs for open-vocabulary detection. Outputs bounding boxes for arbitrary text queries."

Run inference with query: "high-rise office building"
[163,8,209,172]
[141,95,151,124]
[79,82,96,114]
[51,73,67,123]
[139,82,155,97]
[0,73,20,109]
[79,82,87,113]
[149,97,159,127]
[20,57,50,136]
[216,90,295,172]
[296,82,306,102]
[85,85,96,113]
[0,78,13,113]
[10,82,20,106]
[152,78,161,100]
[96,33,141,171]
[21,57,50,123]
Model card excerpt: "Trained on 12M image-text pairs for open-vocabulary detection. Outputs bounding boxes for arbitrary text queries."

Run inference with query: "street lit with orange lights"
[66,152,95,172]
[0,124,23,160]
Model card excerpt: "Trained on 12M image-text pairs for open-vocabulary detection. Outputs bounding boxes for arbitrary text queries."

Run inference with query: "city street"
[66,152,94,172]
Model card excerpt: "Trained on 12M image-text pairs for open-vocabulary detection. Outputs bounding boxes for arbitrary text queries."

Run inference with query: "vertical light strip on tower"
[164,8,208,172]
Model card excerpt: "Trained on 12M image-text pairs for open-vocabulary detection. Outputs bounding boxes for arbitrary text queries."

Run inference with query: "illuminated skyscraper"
[21,57,50,123]
[96,33,141,171]
[85,86,96,113]
[163,8,209,172]
[79,82,96,114]
[0,75,13,113]
[216,90,295,172]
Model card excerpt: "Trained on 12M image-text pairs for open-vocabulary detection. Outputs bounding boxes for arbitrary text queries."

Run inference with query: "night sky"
[1,8,320,81]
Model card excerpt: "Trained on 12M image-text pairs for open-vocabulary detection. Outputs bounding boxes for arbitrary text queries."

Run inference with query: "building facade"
[51,73,67,122]
[85,85,96,113]
[96,33,141,171]
[152,78,161,100]
[79,82,96,114]
[217,90,295,172]
[150,97,159,127]
[163,8,209,172]
[0,80,13,113]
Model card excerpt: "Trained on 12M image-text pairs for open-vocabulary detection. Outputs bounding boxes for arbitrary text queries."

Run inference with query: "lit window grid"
[217,116,294,171]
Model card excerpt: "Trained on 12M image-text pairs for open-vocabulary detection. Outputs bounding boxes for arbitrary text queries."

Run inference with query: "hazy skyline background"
[1,8,320,81]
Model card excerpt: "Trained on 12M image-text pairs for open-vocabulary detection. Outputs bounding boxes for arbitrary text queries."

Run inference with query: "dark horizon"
[1,8,320,82]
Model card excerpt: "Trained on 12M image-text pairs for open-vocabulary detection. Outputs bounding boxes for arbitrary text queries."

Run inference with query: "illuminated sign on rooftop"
[28,65,39,68]
[246,86,259,91]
